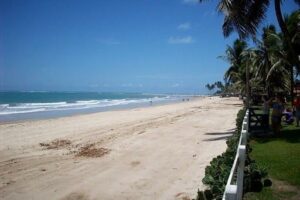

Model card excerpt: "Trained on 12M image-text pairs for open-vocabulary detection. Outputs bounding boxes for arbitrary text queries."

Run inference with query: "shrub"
[195,108,269,200]
[195,109,245,200]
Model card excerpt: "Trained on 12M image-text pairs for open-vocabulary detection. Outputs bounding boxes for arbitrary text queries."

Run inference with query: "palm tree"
[199,0,270,38]
[219,39,248,94]
[199,0,300,99]
[250,25,278,95]
[284,10,300,73]
[205,83,215,93]
[246,11,299,97]
[262,11,300,95]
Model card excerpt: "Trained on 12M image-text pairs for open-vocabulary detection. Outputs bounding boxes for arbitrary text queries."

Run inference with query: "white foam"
[0,108,46,115]
[0,96,179,116]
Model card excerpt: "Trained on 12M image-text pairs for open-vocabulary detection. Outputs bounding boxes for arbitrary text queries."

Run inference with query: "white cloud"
[97,38,120,45]
[177,22,191,30]
[182,0,199,5]
[168,36,195,44]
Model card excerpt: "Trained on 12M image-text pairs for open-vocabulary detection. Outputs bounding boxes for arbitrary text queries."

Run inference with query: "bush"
[196,109,245,200]
[195,108,269,200]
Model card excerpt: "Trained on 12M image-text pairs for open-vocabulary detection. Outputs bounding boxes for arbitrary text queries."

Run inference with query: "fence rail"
[223,110,249,200]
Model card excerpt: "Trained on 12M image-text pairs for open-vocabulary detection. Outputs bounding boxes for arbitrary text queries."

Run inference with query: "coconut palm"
[284,10,300,73]
[220,39,247,84]
[246,11,300,96]
[199,0,270,38]
[261,11,300,94]
[199,0,300,98]
[199,0,299,41]
[250,25,279,95]
[219,39,248,94]
[205,83,215,93]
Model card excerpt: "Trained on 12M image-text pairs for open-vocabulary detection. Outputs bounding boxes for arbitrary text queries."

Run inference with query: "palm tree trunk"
[274,0,297,101]
[265,48,272,97]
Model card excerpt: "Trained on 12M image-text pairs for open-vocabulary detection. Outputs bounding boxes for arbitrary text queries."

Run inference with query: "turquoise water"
[0,91,163,104]
[0,91,190,121]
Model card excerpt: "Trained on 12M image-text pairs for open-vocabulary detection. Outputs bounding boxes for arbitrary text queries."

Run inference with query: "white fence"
[223,110,249,200]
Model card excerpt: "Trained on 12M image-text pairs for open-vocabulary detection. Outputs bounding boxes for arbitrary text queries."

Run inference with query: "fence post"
[241,130,247,145]
[225,185,237,200]
[223,110,249,200]
[236,145,246,200]
[242,121,248,132]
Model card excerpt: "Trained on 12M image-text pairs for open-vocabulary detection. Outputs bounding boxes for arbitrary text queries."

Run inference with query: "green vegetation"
[205,81,225,94]
[201,0,300,97]
[196,109,274,200]
[251,126,300,185]
[244,124,300,200]
[196,108,246,199]
[206,10,300,97]
[197,1,299,199]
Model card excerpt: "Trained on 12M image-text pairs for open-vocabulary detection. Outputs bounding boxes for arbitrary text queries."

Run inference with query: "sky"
[0,0,299,94]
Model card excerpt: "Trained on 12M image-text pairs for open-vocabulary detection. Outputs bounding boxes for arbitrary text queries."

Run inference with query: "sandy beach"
[0,96,242,200]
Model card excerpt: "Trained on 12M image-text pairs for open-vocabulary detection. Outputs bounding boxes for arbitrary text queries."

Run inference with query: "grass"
[244,123,300,200]
[245,187,297,200]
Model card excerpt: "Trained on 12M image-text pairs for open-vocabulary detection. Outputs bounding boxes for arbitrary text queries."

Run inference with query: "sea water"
[0,91,194,121]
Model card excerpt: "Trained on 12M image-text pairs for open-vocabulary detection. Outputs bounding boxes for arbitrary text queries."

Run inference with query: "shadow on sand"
[203,135,232,141]
[205,130,235,136]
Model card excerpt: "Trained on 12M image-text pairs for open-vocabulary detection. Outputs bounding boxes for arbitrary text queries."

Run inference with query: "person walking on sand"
[271,96,284,135]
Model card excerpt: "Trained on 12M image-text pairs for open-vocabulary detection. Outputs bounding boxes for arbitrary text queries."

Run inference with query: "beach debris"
[39,139,110,158]
[61,192,89,200]
[130,161,140,167]
[5,180,16,186]
[75,144,110,158]
[137,131,145,134]
[175,192,191,200]
[39,139,72,149]
[40,168,46,172]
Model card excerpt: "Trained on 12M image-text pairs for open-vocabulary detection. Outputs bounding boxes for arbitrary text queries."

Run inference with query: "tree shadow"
[224,103,243,106]
[251,127,300,144]
[203,135,232,141]
[205,131,234,136]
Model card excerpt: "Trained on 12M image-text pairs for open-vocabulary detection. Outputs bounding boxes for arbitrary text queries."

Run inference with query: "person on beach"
[293,96,300,127]
[282,108,294,124]
[271,96,284,135]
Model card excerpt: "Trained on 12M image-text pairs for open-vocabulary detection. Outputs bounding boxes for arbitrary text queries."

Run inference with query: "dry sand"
[0,96,242,200]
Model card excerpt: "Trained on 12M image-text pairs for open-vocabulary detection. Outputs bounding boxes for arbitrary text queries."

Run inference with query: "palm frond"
[266,59,286,81]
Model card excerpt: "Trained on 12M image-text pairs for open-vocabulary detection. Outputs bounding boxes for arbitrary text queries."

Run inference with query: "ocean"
[0,91,195,121]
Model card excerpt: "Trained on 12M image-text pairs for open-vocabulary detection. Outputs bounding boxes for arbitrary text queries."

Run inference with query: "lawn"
[244,123,300,200]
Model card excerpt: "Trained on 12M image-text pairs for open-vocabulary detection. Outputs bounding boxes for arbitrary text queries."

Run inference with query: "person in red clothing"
[293,96,300,127]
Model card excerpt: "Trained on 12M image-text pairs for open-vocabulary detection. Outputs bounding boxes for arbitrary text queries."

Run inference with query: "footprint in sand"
[61,192,89,200]
[130,161,141,167]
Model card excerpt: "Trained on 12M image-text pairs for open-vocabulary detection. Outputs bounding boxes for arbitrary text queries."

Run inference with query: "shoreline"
[0,96,242,200]
[0,96,204,124]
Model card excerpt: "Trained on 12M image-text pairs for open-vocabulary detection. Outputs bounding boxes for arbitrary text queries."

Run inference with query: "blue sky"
[0,0,298,94]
